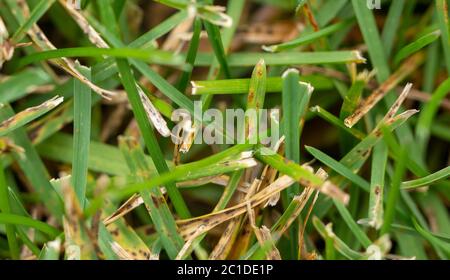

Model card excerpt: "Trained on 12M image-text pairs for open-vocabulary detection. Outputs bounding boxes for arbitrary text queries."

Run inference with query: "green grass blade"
[381,0,406,57]
[203,21,231,78]
[339,72,371,120]
[281,68,312,258]
[194,51,366,66]
[352,0,390,81]
[0,68,51,104]
[416,78,450,156]
[191,76,333,95]
[176,18,202,93]
[312,216,365,260]
[128,11,188,48]
[86,144,254,210]
[255,147,326,189]
[119,137,184,259]
[394,30,441,66]
[16,47,186,69]
[305,146,370,192]
[245,59,267,144]
[311,106,366,140]
[380,148,407,236]
[72,64,91,208]
[436,0,450,73]
[402,166,450,190]
[0,162,19,259]
[263,19,353,52]
[11,0,56,43]
[334,200,372,249]
[367,141,388,230]
[0,213,60,238]
[413,218,450,259]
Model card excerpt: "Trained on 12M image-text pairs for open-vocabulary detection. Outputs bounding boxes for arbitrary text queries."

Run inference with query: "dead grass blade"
[344,52,424,127]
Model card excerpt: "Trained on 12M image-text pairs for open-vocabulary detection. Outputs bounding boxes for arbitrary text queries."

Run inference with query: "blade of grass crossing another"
[10,0,57,43]
[305,146,370,192]
[115,58,191,219]
[119,137,185,259]
[352,0,418,163]
[85,143,254,215]
[413,218,450,259]
[0,105,64,218]
[200,0,245,108]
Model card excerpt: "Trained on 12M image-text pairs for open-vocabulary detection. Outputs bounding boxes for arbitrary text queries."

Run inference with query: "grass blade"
[416,78,450,156]
[334,200,372,249]
[176,18,202,93]
[0,213,60,238]
[352,0,390,81]
[436,0,450,73]
[367,141,388,230]
[191,76,333,95]
[0,96,63,137]
[263,19,353,52]
[0,162,19,259]
[203,21,231,78]
[119,137,185,259]
[16,47,186,69]
[394,30,441,66]
[281,69,302,204]
[71,64,91,208]
[381,0,406,57]
[0,105,64,218]
[402,166,450,190]
[195,51,366,66]
[11,0,56,43]
[380,147,407,236]
[305,146,370,192]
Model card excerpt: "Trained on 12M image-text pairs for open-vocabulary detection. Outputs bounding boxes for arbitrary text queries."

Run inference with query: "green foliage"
[0,0,448,260]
